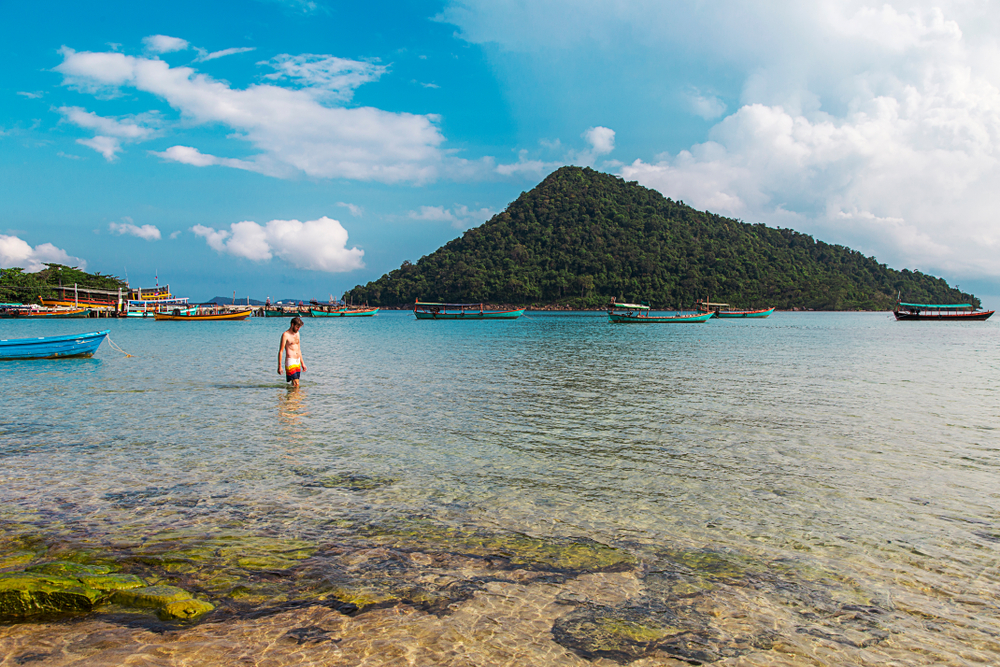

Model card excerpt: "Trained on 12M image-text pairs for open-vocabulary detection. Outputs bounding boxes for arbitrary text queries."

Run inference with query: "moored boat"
[0,307,92,318]
[0,330,108,360]
[609,300,713,323]
[310,307,379,318]
[414,300,525,320]
[154,308,251,321]
[715,307,775,318]
[894,301,994,321]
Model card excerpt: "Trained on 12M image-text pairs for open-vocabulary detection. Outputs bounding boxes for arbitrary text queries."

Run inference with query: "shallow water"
[1,312,999,665]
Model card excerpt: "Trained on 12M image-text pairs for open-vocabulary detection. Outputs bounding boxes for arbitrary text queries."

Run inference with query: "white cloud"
[143,35,189,54]
[191,216,364,272]
[444,0,1000,279]
[337,202,363,216]
[109,220,161,240]
[195,47,256,62]
[56,46,454,183]
[566,126,615,167]
[496,148,561,176]
[262,54,387,101]
[169,230,181,239]
[0,235,86,272]
[17,91,43,99]
[409,204,496,229]
[151,145,287,177]
[59,106,158,161]
[686,90,727,120]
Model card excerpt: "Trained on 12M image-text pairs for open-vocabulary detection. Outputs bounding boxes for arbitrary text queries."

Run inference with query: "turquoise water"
[1,312,999,665]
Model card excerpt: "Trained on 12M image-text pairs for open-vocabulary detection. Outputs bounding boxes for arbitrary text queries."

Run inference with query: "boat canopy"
[899,302,973,309]
[611,302,650,310]
[414,301,487,307]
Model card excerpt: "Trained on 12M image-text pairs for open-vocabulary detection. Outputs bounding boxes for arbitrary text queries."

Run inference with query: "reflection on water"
[1,312,999,665]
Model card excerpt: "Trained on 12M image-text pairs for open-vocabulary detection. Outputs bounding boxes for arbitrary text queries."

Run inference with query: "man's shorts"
[286,359,301,382]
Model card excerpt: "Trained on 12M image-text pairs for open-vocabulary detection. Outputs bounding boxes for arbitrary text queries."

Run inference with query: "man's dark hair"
[291,316,304,327]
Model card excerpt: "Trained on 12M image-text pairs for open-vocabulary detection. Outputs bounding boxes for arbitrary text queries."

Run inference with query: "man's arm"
[299,336,307,372]
[277,333,286,374]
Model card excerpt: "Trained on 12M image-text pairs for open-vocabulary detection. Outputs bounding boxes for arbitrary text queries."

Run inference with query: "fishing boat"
[0,306,92,319]
[154,308,251,321]
[413,300,525,320]
[0,330,108,360]
[716,307,775,318]
[695,300,774,318]
[894,301,994,321]
[311,307,379,318]
[609,300,713,323]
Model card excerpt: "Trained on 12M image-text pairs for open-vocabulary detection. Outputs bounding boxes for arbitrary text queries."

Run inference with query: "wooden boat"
[1,307,92,318]
[310,307,379,318]
[413,300,525,320]
[154,308,251,321]
[894,301,994,321]
[715,307,775,318]
[0,330,108,360]
[609,300,713,323]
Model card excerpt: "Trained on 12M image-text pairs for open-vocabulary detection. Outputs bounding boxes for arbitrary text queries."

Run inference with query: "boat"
[413,300,525,320]
[609,300,713,323]
[695,299,774,318]
[0,330,108,360]
[154,308,251,321]
[310,307,379,318]
[893,301,994,321]
[0,306,92,319]
[715,307,775,318]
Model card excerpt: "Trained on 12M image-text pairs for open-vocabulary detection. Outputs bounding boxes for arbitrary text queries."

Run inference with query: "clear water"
[1,312,999,665]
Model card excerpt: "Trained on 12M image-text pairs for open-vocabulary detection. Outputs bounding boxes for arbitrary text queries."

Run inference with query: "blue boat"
[0,330,109,360]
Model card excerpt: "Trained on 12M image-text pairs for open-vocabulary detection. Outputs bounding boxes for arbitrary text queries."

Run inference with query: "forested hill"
[346,167,976,310]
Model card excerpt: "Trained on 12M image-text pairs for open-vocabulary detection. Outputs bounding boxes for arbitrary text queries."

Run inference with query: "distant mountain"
[205,296,267,306]
[346,166,977,310]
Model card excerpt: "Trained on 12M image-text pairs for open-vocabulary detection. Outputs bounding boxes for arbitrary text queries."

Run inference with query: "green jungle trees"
[0,264,127,304]
[346,167,976,310]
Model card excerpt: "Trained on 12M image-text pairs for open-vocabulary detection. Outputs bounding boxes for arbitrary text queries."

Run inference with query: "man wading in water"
[278,316,307,387]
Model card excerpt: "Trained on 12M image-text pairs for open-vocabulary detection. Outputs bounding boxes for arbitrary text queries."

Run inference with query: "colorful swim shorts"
[285,358,301,382]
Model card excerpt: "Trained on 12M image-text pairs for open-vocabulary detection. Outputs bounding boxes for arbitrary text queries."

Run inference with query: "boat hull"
[414,308,525,320]
[609,312,713,323]
[154,310,251,321]
[311,308,379,317]
[894,310,994,321]
[0,330,109,360]
[714,307,775,319]
[1,308,93,319]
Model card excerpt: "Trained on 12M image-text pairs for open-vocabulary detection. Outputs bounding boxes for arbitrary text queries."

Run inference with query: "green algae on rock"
[159,598,214,620]
[79,573,145,592]
[112,585,193,609]
[349,518,636,573]
[0,572,104,620]
[27,561,114,577]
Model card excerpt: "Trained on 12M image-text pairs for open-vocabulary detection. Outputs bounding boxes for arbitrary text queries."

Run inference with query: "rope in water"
[106,334,134,357]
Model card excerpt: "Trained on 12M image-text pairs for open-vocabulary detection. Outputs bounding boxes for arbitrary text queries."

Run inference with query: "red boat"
[894,301,994,321]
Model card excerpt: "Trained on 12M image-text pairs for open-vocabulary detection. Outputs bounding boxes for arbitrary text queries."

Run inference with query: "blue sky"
[3,0,999,306]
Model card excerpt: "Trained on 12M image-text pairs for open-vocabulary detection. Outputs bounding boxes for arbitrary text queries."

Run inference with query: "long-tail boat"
[695,299,774,318]
[413,300,525,320]
[0,330,108,360]
[311,307,379,318]
[1,307,92,318]
[609,300,713,323]
[894,301,994,321]
[154,308,251,321]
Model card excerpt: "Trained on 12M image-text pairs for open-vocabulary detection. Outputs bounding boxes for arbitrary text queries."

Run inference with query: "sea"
[1,311,998,666]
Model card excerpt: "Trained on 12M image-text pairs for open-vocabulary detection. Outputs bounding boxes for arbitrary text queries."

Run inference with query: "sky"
[2,0,999,306]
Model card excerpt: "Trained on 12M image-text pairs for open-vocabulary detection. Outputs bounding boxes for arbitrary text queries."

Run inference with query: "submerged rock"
[0,572,104,620]
[112,585,194,609]
[159,598,215,620]
[79,573,145,592]
[27,561,114,577]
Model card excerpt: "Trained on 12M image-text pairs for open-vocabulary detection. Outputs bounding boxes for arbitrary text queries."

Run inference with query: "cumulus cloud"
[444,0,1000,279]
[191,216,364,272]
[55,45,453,183]
[409,204,496,229]
[109,219,161,240]
[142,35,189,54]
[59,106,158,161]
[0,235,86,272]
